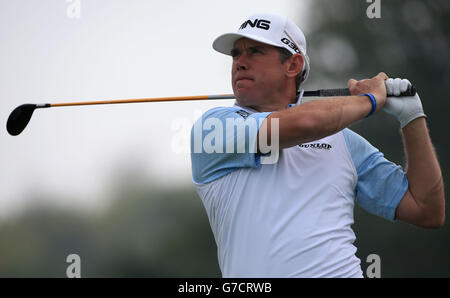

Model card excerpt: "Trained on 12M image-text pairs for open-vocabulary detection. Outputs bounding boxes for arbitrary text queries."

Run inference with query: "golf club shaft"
[36,85,416,109]
[44,94,235,108]
[5,85,417,136]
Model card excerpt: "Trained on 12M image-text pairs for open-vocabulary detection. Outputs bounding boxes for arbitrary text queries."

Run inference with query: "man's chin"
[235,94,256,107]
[235,89,256,102]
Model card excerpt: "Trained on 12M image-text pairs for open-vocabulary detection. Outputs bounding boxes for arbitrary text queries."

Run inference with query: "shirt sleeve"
[343,128,408,221]
[190,106,272,184]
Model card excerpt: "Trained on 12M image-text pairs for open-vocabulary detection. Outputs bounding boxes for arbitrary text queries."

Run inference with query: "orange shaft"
[49,94,235,107]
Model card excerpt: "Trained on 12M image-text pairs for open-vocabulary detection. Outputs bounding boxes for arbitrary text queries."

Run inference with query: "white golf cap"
[213,13,310,83]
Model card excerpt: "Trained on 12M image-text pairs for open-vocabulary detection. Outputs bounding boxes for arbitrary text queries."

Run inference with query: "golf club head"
[6,104,37,136]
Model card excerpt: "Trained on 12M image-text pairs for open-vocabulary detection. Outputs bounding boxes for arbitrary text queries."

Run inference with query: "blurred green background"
[1,0,449,277]
[305,0,450,277]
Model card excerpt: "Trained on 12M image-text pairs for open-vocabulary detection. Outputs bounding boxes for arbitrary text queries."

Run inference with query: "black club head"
[6,104,37,136]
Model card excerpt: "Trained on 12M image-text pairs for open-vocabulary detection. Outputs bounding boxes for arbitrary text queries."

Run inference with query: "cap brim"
[212,32,282,56]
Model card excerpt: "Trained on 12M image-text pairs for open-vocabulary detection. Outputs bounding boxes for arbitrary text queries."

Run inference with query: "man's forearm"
[268,95,373,148]
[402,118,445,212]
[259,72,388,149]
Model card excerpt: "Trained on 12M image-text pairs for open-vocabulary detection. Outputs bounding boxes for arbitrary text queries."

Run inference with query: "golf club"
[6,85,416,136]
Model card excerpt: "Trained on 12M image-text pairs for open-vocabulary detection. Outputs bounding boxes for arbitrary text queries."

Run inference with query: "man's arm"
[395,118,445,228]
[259,72,388,149]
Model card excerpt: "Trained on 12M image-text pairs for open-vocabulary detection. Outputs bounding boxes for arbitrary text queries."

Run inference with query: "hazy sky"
[0,0,308,218]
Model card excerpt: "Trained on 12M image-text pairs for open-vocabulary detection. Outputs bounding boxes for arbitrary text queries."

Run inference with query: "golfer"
[190,13,444,277]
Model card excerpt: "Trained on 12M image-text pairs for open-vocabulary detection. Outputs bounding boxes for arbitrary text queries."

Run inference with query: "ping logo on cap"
[239,19,271,31]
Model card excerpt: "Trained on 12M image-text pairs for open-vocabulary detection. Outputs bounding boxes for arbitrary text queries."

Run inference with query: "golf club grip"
[303,84,417,97]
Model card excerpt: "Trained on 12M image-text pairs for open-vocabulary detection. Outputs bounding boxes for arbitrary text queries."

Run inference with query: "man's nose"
[236,64,247,71]
[234,52,249,71]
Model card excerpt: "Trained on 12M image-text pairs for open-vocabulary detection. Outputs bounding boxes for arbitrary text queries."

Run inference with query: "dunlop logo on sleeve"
[298,143,332,150]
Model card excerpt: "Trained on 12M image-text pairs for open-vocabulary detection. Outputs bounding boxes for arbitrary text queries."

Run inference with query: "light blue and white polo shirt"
[190,103,408,278]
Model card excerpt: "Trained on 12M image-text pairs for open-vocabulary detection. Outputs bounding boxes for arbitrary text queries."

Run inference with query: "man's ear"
[286,53,304,78]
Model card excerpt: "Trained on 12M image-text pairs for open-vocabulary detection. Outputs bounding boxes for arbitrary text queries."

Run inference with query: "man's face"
[231,38,286,108]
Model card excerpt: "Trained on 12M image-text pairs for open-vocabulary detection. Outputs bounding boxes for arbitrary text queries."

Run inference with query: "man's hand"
[384,78,426,128]
[348,72,388,113]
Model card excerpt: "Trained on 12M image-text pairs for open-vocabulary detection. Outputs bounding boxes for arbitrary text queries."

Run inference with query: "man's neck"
[245,95,298,112]
[235,83,298,112]
[246,103,288,112]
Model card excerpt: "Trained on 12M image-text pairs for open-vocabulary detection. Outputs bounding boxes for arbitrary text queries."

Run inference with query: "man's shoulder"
[342,128,374,148]
[342,128,359,137]
[195,106,262,125]
[202,105,254,117]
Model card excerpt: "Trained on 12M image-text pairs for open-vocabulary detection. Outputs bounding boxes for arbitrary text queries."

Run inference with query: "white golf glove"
[384,78,426,128]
